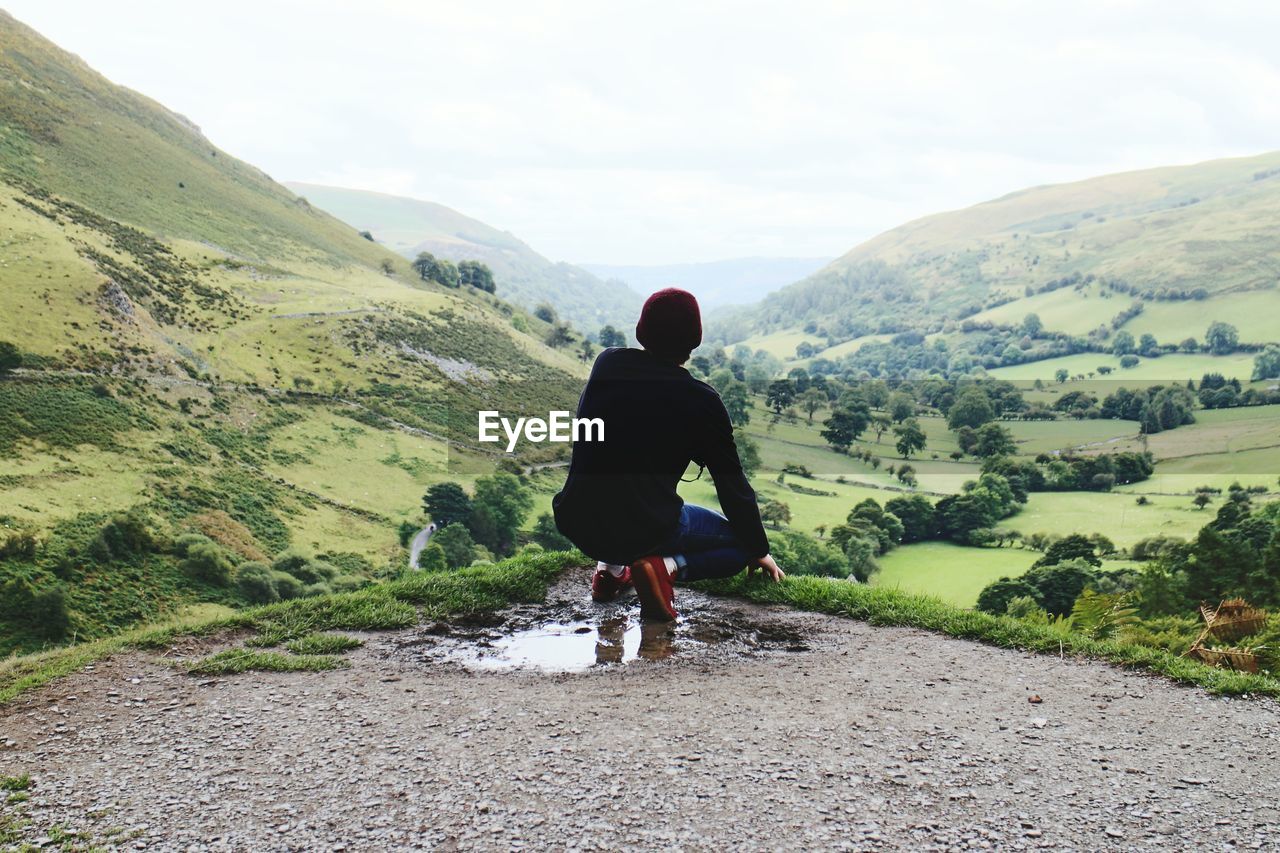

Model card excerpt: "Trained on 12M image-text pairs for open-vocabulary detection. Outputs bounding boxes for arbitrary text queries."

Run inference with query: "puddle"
[390,570,817,674]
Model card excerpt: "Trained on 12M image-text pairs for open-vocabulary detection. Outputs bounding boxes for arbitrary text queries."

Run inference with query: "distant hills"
[580,257,829,310]
[721,151,1280,352]
[285,183,641,333]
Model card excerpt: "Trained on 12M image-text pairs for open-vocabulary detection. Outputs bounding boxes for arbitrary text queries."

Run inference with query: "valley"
[3,5,1280,732]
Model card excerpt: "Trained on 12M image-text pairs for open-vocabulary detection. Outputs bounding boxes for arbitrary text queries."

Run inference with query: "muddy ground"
[3,567,1280,850]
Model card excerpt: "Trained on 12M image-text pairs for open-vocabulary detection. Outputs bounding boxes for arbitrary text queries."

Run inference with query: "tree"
[1032,533,1101,568]
[578,339,595,363]
[469,472,534,556]
[1021,313,1043,337]
[1111,330,1136,355]
[598,325,627,348]
[423,482,473,528]
[797,387,826,423]
[531,513,573,550]
[545,323,573,348]
[411,251,438,281]
[1138,333,1159,357]
[1023,559,1096,616]
[974,422,1016,458]
[893,418,926,458]
[888,392,915,423]
[534,304,557,324]
[871,414,891,444]
[885,494,937,543]
[735,429,761,477]
[433,523,477,568]
[434,258,459,287]
[821,406,870,453]
[1054,368,1070,384]
[722,381,751,427]
[947,388,996,430]
[1205,321,1239,355]
[1253,346,1280,380]
[457,260,496,292]
[1119,354,1140,369]
[766,379,795,414]
[0,341,20,377]
[760,500,792,528]
[1193,492,1212,510]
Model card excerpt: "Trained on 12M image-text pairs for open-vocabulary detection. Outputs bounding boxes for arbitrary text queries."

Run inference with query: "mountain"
[579,257,829,310]
[284,183,641,333]
[721,151,1280,353]
[0,11,582,653]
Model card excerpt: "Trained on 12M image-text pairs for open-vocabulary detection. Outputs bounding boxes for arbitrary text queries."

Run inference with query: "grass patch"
[188,649,345,675]
[0,776,31,793]
[0,549,581,704]
[697,574,1280,697]
[285,632,363,655]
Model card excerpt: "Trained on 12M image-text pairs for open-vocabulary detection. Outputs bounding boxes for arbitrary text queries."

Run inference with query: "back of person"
[553,346,713,562]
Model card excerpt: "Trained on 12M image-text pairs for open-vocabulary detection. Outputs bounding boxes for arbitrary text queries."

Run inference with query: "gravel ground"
[3,568,1280,850]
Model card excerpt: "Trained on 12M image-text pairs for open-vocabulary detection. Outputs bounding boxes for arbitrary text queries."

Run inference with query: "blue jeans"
[654,504,753,583]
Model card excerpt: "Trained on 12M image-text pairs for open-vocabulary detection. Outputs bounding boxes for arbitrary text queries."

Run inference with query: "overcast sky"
[9,1,1280,264]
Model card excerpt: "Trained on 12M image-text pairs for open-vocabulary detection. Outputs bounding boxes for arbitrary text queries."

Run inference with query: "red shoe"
[630,555,677,622]
[591,566,633,602]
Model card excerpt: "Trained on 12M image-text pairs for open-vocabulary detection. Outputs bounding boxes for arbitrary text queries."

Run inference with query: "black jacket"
[553,347,769,564]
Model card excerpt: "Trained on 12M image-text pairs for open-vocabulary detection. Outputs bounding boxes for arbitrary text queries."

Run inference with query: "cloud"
[7,0,1280,263]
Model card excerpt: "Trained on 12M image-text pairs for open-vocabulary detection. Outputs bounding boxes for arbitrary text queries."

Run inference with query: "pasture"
[871,542,1038,607]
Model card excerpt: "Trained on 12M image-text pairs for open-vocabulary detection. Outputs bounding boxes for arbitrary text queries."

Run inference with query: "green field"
[973,282,1115,336]
[1122,289,1280,345]
[990,352,1257,382]
[871,542,1038,607]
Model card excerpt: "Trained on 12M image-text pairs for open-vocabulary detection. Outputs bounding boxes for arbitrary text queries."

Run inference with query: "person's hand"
[749,553,785,582]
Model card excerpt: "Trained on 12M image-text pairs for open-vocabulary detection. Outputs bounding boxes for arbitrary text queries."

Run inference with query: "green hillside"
[285,182,641,333]
[0,11,584,654]
[720,150,1280,359]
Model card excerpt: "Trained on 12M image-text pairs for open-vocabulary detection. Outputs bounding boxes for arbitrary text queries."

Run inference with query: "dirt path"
[3,568,1279,850]
[407,523,437,570]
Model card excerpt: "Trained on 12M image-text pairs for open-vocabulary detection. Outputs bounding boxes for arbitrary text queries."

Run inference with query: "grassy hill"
[0,11,584,654]
[721,150,1280,356]
[284,182,641,333]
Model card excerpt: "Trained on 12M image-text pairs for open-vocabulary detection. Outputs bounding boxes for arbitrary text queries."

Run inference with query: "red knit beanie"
[635,288,702,361]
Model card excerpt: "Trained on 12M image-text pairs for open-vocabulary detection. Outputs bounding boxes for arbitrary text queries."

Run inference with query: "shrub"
[30,585,71,640]
[235,561,278,604]
[90,513,156,563]
[272,571,303,600]
[433,523,478,569]
[182,541,234,586]
[976,577,1039,615]
[418,542,448,572]
[331,575,371,593]
[1004,595,1049,622]
[173,533,213,556]
[0,529,40,561]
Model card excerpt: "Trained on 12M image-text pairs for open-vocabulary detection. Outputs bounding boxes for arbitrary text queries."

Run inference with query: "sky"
[8,1,1280,265]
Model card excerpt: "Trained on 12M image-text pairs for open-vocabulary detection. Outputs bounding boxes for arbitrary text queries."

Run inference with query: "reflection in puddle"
[395,585,816,674]
[467,617,686,672]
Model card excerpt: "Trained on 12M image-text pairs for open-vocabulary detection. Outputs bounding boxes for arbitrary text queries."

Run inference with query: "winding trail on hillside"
[407,523,437,569]
[3,567,1278,850]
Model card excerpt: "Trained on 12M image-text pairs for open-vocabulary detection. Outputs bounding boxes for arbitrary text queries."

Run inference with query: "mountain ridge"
[284,182,641,333]
[720,149,1280,351]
